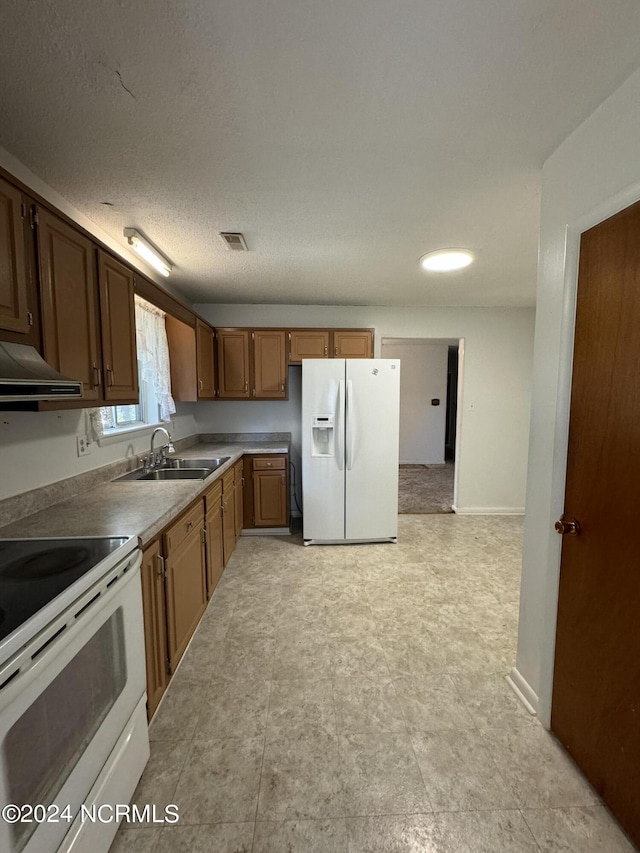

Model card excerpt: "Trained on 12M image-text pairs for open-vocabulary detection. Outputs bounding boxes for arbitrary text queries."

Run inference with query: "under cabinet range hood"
[0,342,83,401]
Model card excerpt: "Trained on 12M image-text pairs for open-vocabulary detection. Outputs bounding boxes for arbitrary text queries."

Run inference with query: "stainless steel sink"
[138,468,212,481]
[115,456,230,482]
[163,457,230,469]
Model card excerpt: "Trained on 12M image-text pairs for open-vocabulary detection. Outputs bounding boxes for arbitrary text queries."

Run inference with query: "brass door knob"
[555,517,580,536]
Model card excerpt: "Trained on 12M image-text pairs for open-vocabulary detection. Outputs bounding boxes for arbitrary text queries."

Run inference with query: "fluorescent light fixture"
[420,249,475,272]
[123,228,172,277]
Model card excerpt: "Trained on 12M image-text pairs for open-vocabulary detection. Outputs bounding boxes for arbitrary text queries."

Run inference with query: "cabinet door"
[140,540,168,720]
[288,330,330,363]
[196,319,215,399]
[98,250,138,402]
[0,176,28,334]
[37,207,101,400]
[253,330,286,398]
[205,503,224,597]
[253,469,288,527]
[333,329,373,359]
[217,329,250,398]
[164,522,208,671]
[222,472,236,565]
[234,461,244,540]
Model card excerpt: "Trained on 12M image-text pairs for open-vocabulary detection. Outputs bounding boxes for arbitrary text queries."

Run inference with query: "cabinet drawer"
[165,499,204,553]
[253,456,285,470]
[204,478,222,512]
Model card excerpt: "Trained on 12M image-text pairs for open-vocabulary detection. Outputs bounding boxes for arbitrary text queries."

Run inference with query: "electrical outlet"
[77,434,92,457]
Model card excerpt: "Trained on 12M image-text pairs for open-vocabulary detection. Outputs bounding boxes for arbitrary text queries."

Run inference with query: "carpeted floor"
[398,463,455,514]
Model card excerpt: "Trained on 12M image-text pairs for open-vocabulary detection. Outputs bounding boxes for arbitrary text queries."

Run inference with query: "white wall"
[195,304,535,513]
[514,68,640,725]
[381,339,450,464]
[0,404,198,502]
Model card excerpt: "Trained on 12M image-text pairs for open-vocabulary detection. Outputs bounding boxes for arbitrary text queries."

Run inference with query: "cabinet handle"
[155,553,165,578]
[253,387,256,396]
[106,366,114,387]
[241,477,245,486]
[199,379,203,391]
[92,363,101,388]
[244,381,248,393]
[334,346,338,355]
[281,382,285,392]
[324,346,328,356]
[187,520,194,530]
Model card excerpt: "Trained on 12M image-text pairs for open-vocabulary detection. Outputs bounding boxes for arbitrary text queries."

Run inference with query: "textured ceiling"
[1,1,640,307]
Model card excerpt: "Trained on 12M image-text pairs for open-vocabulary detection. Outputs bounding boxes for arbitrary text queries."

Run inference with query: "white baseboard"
[506,667,538,715]
[453,505,525,515]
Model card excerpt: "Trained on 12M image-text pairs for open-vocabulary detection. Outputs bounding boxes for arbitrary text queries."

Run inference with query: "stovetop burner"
[0,537,130,646]
[0,546,92,581]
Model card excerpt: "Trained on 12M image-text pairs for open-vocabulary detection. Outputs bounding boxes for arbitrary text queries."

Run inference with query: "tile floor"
[111,515,637,852]
[398,464,455,514]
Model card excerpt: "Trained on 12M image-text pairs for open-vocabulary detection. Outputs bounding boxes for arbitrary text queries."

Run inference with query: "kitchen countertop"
[0,441,289,547]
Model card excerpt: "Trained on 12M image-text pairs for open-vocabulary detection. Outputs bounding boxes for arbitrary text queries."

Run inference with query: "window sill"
[98,421,168,447]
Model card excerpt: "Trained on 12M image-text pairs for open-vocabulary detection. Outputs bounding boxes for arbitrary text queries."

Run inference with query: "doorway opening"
[381,337,461,514]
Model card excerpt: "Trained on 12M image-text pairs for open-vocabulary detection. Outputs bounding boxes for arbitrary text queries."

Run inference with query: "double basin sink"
[117,457,230,482]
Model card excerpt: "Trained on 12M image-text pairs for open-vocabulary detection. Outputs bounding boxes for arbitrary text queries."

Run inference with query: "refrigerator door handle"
[337,379,345,470]
[346,378,355,470]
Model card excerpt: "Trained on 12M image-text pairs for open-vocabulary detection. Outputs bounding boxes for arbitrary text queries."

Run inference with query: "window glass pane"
[114,405,141,426]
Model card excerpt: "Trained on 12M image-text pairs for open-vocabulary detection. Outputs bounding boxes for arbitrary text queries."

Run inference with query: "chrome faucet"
[148,427,175,469]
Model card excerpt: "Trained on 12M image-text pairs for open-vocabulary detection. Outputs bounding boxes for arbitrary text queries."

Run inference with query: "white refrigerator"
[302,358,400,545]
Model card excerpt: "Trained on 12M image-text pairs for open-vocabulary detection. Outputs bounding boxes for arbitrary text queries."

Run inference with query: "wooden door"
[333,329,373,358]
[234,460,244,539]
[221,471,236,565]
[97,250,138,402]
[289,330,330,363]
[253,468,288,527]
[252,329,286,398]
[164,503,207,671]
[0,176,28,334]
[551,201,640,847]
[37,207,101,400]
[196,319,215,400]
[140,540,168,720]
[217,329,250,398]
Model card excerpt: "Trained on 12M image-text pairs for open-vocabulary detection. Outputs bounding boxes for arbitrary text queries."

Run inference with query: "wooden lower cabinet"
[163,500,207,673]
[140,540,169,720]
[243,454,290,529]
[221,468,236,565]
[234,459,244,540]
[205,479,224,597]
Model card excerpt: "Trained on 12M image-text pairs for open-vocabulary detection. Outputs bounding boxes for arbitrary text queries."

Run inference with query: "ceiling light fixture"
[123,228,172,277]
[420,249,475,272]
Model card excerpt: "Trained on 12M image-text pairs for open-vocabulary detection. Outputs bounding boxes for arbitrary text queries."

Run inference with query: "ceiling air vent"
[220,232,248,251]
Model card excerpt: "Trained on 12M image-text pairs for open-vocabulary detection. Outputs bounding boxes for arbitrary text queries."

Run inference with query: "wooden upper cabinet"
[217,329,250,398]
[288,330,330,363]
[253,330,286,398]
[196,319,215,400]
[333,329,374,358]
[98,251,138,402]
[0,176,29,334]
[36,207,101,400]
[140,540,168,720]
